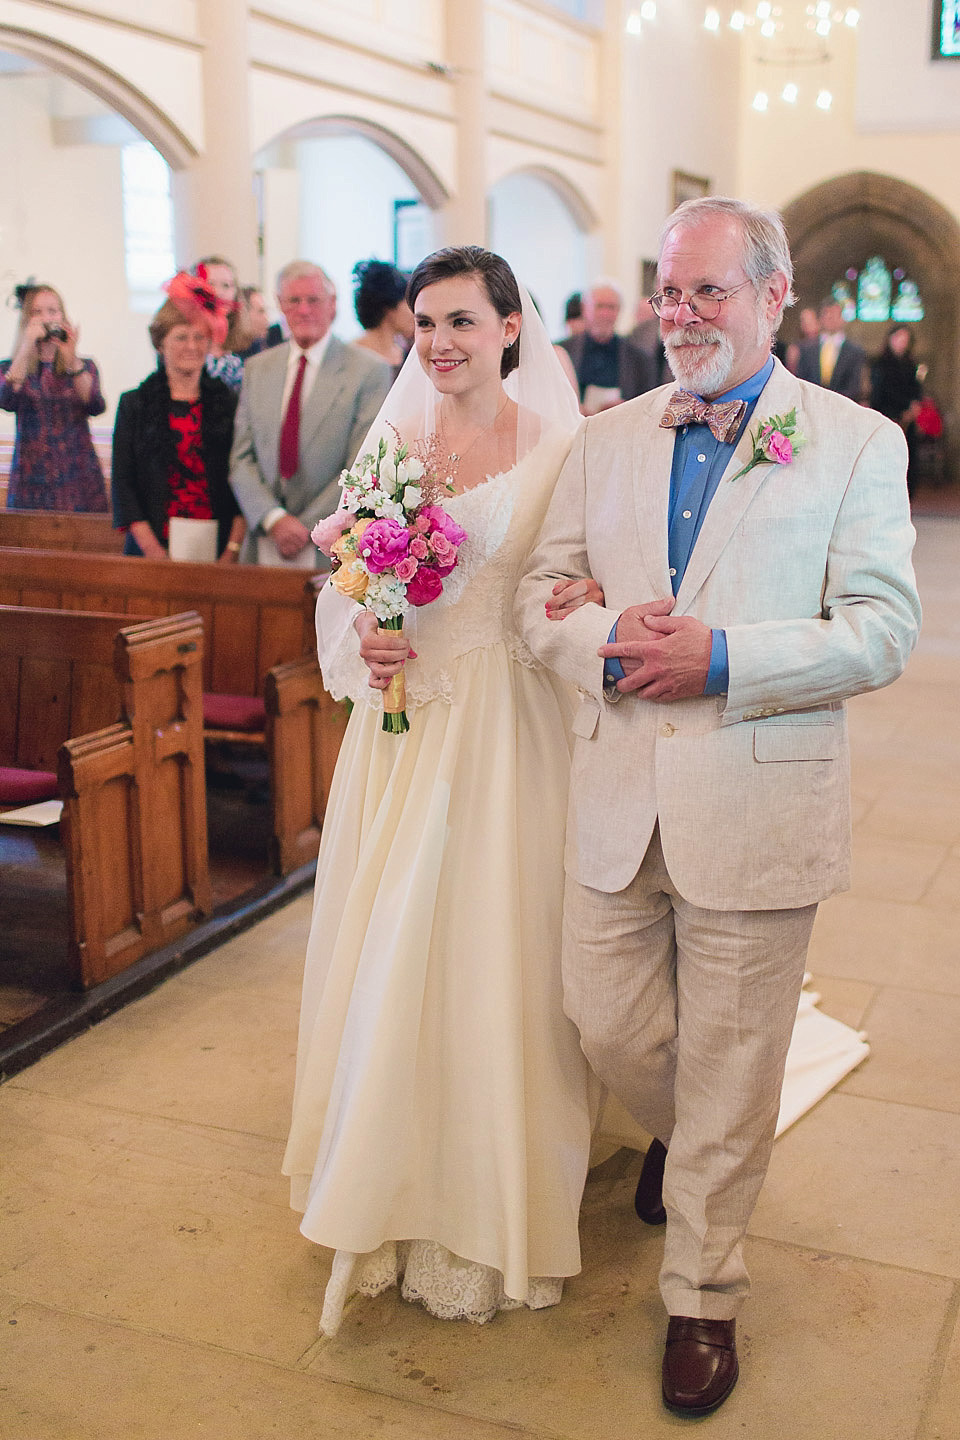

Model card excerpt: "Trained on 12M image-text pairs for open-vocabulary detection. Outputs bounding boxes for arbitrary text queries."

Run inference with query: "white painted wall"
[294,135,435,339]
[489,171,590,341]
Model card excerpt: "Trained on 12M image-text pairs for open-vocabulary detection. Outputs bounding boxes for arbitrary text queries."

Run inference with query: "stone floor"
[1,516,958,1440]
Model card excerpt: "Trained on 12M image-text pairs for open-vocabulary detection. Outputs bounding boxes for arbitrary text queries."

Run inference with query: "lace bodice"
[316,427,573,709]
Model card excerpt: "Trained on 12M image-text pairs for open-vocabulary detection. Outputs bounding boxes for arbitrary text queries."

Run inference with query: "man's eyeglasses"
[649,280,753,322]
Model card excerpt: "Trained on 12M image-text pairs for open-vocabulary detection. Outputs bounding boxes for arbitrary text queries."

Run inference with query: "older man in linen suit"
[518,197,919,1417]
[229,261,391,565]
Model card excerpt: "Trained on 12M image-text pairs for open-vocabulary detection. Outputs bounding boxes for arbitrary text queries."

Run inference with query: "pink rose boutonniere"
[729,407,805,483]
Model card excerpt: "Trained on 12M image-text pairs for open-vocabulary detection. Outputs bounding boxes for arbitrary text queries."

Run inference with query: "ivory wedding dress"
[281,424,595,1335]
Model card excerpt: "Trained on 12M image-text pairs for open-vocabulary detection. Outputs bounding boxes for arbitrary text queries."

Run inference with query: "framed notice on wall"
[932,0,960,57]
[671,171,711,208]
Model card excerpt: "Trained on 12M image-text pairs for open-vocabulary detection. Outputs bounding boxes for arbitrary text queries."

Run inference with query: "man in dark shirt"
[560,281,658,413]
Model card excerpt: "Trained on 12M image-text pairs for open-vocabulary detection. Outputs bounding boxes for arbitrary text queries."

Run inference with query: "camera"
[42,323,68,342]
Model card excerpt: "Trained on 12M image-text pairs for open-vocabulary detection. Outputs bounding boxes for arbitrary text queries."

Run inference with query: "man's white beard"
[664,326,735,396]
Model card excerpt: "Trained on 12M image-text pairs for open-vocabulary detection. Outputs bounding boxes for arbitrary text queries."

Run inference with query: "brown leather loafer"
[662,1316,739,1416]
[633,1137,667,1225]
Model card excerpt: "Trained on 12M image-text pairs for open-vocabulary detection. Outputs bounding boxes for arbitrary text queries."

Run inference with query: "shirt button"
[682,510,692,519]
[669,567,677,577]
[697,453,706,463]
[660,722,676,737]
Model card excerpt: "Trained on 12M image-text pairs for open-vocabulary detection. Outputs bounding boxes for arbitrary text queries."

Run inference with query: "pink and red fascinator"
[163,271,229,349]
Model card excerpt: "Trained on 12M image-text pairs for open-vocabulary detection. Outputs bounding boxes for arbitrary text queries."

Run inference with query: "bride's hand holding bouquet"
[311,432,466,733]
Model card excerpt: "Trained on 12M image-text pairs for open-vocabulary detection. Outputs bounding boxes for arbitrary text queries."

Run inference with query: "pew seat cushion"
[203,693,267,733]
[0,767,59,805]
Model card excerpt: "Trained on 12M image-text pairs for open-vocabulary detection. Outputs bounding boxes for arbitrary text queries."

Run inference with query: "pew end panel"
[57,611,211,988]
[264,657,349,875]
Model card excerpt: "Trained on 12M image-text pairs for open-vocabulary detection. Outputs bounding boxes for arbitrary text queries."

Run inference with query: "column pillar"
[440,0,488,246]
[171,0,259,278]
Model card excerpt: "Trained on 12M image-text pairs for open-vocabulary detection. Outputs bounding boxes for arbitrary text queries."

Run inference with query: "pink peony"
[409,535,429,560]
[394,555,419,583]
[419,505,467,547]
[406,565,444,606]
[311,509,354,557]
[359,517,410,574]
[764,430,793,465]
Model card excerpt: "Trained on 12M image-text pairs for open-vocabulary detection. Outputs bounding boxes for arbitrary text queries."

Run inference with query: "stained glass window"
[933,0,960,57]
[830,259,924,322]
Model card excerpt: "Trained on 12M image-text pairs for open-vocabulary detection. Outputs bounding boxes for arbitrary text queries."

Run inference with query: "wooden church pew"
[0,605,210,988]
[0,549,346,874]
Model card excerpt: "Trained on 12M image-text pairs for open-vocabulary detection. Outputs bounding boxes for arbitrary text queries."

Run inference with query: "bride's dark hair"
[407,246,521,379]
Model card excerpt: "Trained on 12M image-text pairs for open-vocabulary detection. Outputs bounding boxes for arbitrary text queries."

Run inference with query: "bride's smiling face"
[413,274,520,396]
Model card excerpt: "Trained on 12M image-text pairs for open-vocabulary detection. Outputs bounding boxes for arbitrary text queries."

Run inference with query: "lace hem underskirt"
[319,1240,564,1336]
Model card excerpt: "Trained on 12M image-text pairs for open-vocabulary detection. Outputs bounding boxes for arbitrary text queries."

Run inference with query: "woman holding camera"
[0,282,109,511]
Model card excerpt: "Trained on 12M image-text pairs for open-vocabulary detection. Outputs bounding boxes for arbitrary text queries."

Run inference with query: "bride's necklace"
[440,394,509,465]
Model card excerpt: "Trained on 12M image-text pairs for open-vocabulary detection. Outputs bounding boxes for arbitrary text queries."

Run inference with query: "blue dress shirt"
[605,356,775,692]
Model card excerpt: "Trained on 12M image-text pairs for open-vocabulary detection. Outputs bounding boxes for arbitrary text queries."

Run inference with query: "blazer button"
[660,722,676,737]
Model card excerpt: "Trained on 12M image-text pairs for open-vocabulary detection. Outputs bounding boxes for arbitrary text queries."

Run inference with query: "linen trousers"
[563,825,817,1319]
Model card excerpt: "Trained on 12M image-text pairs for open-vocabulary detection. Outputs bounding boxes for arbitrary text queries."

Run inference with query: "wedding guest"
[871,324,923,496]
[795,297,866,401]
[283,246,603,1335]
[237,285,272,360]
[559,280,658,413]
[518,196,920,1417]
[351,258,415,373]
[0,281,108,512]
[229,260,390,564]
[192,255,247,391]
[112,271,244,560]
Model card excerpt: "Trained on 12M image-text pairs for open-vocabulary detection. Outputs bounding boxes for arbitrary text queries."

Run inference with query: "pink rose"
[359,517,410,574]
[395,555,419,583]
[311,509,354,557]
[419,505,467,547]
[764,430,793,465]
[409,535,429,560]
[415,514,432,533]
[406,565,444,606]
[429,531,457,568]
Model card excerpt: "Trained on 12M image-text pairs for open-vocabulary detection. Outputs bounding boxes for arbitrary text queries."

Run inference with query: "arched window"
[831,258,924,323]
[121,142,175,310]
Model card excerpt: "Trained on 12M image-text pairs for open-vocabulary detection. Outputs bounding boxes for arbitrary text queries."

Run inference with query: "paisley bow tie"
[659,391,747,445]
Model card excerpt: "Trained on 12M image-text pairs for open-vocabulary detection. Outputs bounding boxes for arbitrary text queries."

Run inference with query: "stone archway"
[261,114,449,212]
[782,172,960,482]
[0,25,195,167]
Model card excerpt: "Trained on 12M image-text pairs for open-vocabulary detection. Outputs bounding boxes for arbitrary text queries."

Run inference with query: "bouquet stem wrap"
[379,617,409,733]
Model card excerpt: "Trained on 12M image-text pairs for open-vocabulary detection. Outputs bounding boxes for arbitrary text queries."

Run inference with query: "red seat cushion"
[202,692,266,732]
[0,767,59,805]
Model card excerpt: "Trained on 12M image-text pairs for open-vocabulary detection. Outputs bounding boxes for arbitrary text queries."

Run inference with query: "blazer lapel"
[632,398,676,600]
[674,360,804,612]
[260,345,290,488]
[298,337,348,454]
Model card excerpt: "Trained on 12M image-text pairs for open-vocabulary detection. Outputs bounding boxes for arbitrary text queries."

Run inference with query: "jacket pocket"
[572,696,601,740]
[754,722,838,762]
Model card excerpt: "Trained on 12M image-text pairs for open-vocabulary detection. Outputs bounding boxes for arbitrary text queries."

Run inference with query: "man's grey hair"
[276,260,335,297]
[657,197,796,320]
[586,277,623,302]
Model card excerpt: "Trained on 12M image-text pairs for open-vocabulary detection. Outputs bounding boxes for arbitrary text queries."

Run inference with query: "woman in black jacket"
[869,324,923,497]
[112,271,245,559]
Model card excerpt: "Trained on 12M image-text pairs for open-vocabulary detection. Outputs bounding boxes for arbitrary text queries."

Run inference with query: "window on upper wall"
[831,259,924,324]
[540,0,604,23]
[121,141,175,310]
[932,0,960,57]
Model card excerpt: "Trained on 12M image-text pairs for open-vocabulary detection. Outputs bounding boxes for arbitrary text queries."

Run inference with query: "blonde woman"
[0,282,108,511]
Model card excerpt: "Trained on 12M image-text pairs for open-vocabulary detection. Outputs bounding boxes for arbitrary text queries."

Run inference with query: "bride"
[282,246,600,1335]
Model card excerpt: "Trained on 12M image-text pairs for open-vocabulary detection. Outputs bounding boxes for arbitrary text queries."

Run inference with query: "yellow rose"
[331,559,369,602]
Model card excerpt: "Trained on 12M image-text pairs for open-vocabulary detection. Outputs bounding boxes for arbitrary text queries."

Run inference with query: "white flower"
[365,572,410,621]
[374,497,405,521]
[402,485,423,510]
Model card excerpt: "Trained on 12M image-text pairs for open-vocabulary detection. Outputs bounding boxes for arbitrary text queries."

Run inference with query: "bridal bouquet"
[312,432,466,733]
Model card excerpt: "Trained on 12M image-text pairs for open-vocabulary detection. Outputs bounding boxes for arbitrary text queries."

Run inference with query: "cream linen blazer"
[517,359,921,910]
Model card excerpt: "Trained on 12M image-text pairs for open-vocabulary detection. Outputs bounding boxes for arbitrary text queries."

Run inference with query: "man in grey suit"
[560,280,658,414]
[794,297,867,402]
[229,261,391,565]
